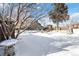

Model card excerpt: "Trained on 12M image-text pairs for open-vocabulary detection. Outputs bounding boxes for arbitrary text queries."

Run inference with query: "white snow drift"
[14,29,79,56]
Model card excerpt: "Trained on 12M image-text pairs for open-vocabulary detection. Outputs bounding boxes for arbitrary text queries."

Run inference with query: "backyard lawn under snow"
[15,29,79,56]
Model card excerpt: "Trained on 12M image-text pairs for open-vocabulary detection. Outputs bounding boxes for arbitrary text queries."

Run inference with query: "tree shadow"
[15,34,78,56]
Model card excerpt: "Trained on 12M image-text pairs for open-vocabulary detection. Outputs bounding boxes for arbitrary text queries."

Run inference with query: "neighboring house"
[59,23,79,30]
[27,20,44,30]
[43,25,54,31]
[71,23,79,29]
[16,18,44,30]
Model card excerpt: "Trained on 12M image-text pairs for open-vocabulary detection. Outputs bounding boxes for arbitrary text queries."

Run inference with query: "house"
[15,17,44,30]
[59,23,79,30]
[43,25,55,31]
[71,23,79,29]
[27,20,44,30]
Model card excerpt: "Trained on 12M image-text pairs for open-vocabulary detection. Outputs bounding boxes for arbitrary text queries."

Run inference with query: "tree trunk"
[56,21,59,30]
[69,26,73,34]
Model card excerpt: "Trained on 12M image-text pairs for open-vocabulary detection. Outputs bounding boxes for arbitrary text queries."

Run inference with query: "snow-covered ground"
[15,29,79,56]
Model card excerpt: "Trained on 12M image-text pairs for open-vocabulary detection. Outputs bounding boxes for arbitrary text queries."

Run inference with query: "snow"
[47,45,79,56]
[0,39,18,47]
[13,29,79,56]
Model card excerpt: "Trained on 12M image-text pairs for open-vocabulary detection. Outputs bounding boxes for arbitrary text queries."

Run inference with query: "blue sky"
[31,3,52,18]
[38,3,79,15]
[37,3,79,26]
[66,3,79,15]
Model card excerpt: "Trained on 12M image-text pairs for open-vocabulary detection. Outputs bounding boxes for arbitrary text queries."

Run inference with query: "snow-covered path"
[15,29,79,56]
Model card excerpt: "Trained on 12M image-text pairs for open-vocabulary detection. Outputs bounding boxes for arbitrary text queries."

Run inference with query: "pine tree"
[49,3,69,30]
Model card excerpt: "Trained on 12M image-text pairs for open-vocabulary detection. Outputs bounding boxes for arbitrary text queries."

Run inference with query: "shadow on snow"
[15,33,79,56]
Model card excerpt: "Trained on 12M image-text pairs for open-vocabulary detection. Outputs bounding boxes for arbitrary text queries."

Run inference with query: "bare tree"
[0,3,47,39]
